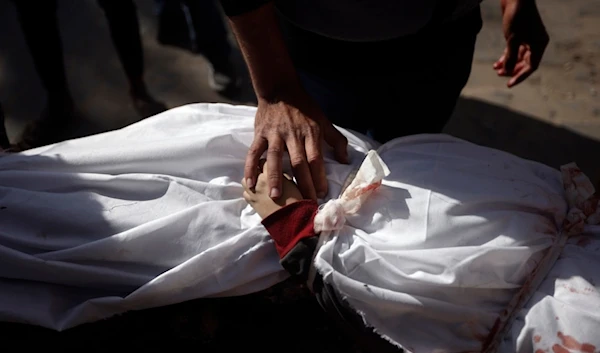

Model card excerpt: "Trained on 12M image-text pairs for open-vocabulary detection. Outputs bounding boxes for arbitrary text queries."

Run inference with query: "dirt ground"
[0,0,599,351]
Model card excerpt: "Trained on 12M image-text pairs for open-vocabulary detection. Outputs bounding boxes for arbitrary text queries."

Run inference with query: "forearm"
[225,2,301,102]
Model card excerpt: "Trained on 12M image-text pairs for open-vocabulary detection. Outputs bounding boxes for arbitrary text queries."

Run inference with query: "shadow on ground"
[447,97,600,186]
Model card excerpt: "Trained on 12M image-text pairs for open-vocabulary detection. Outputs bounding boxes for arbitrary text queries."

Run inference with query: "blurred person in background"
[155,0,241,93]
[11,0,166,148]
[96,0,167,116]
[0,102,11,150]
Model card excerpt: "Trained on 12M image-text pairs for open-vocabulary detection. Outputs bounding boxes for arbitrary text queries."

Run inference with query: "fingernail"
[270,188,280,198]
[246,178,254,189]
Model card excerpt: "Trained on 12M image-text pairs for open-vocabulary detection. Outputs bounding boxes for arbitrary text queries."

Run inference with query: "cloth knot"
[560,163,600,236]
[314,199,346,233]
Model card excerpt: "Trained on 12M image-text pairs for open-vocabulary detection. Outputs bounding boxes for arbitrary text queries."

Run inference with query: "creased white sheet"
[0,104,374,330]
[0,103,598,353]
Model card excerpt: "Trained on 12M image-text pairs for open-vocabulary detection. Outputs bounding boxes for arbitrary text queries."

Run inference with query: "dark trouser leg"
[98,0,166,117]
[155,0,193,50]
[0,102,10,149]
[97,0,144,91]
[297,71,370,136]
[13,0,72,117]
[181,0,232,70]
[281,7,482,144]
[370,8,482,143]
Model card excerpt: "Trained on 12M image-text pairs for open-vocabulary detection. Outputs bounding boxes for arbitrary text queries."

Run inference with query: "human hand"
[494,0,549,87]
[242,160,304,219]
[245,90,348,201]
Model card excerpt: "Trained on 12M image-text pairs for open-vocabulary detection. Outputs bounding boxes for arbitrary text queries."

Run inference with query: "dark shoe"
[208,61,242,95]
[130,89,168,119]
[17,101,76,150]
[18,119,68,150]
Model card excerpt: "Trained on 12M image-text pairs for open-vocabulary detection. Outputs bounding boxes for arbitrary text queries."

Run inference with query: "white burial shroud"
[0,104,598,353]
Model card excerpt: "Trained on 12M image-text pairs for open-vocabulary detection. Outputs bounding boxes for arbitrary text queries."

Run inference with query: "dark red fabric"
[262,200,319,258]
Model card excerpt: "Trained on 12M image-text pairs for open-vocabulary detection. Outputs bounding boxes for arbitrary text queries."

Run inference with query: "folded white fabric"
[0,103,372,330]
[0,103,598,353]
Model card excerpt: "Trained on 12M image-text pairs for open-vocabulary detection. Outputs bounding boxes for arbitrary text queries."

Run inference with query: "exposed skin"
[228,2,348,202]
[494,0,549,87]
[242,160,304,220]
[228,0,549,201]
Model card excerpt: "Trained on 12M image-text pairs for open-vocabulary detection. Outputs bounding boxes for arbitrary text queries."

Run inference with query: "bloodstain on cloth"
[557,332,596,353]
[549,332,597,353]
[553,344,570,353]
[535,332,597,353]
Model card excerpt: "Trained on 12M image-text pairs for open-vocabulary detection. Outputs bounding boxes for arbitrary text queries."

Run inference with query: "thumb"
[504,35,520,74]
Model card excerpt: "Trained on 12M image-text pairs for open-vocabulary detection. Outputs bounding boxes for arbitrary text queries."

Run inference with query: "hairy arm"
[222,1,349,201]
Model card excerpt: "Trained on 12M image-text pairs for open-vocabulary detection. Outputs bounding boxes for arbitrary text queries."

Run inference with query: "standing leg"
[278,6,482,144]
[97,0,144,91]
[371,8,483,143]
[155,0,194,51]
[277,16,370,136]
[97,0,167,117]
[12,0,74,121]
[181,0,231,67]
[12,0,77,149]
[297,70,370,136]
[181,0,240,92]
[0,102,10,150]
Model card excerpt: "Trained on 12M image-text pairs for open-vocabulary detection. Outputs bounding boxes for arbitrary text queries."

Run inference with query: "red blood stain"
[559,331,581,350]
[581,343,596,353]
[582,196,599,216]
[534,335,542,343]
[562,284,580,293]
[552,344,570,353]
[557,332,597,353]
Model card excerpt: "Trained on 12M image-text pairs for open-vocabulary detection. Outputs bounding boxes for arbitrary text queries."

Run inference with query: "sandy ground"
[0,0,599,350]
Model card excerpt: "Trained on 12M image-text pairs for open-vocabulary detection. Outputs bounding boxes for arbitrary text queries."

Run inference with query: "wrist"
[262,199,319,258]
[255,75,304,105]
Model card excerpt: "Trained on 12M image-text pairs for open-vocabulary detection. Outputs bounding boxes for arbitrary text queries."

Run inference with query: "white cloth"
[0,103,598,353]
[0,103,371,330]
[313,134,599,352]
